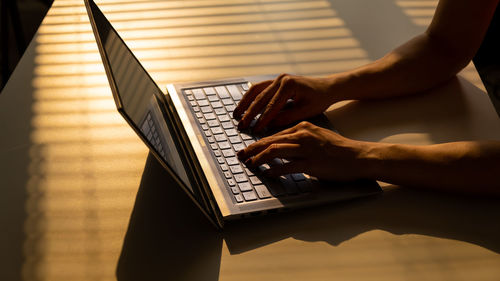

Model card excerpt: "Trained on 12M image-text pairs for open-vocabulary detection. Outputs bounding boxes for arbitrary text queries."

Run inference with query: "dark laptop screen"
[87,0,199,195]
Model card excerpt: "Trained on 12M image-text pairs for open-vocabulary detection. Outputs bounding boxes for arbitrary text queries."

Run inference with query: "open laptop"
[84,0,381,228]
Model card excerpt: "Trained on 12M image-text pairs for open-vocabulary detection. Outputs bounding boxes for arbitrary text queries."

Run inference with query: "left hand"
[237,121,373,181]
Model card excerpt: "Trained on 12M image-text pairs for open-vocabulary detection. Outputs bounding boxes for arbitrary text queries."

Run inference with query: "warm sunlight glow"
[26,0,370,280]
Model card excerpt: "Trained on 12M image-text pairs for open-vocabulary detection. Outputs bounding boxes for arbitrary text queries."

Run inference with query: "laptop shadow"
[116,153,223,281]
[223,186,500,255]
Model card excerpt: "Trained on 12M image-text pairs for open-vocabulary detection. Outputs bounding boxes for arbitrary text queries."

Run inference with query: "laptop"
[84,0,381,228]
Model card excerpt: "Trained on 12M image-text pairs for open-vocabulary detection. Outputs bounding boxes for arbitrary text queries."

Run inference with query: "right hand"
[233,73,338,133]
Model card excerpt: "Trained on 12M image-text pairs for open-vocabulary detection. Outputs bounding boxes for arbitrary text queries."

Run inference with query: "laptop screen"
[86,0,214,212]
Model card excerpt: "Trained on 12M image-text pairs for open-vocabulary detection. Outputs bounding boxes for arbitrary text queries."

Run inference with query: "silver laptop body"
[85,0,381,228]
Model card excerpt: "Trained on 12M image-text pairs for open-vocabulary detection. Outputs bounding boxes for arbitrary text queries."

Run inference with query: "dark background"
[1,0,53,92]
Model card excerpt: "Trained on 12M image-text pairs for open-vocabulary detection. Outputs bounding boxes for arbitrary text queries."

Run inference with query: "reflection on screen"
[90,1,194,193]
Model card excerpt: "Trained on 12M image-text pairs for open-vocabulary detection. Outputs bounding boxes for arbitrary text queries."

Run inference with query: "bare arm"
[365,141,500,194]
[332,0,499,101]
[236,0,499,131]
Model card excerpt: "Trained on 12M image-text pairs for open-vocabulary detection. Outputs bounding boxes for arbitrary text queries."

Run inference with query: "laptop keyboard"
[141,112,167,160]
[183,83,312,203]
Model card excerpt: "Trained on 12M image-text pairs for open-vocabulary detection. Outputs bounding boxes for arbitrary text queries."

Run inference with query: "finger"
[237,133,299,160]
[265,161,308,177]
[233,80,272,119]
[252,77,295,133]
[238,74,287,130]
[246,143,302,167]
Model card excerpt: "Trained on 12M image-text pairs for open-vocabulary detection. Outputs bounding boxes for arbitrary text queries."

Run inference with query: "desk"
[1,1,500,280]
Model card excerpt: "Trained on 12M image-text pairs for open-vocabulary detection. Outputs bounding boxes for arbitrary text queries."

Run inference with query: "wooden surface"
[1,0,500,280]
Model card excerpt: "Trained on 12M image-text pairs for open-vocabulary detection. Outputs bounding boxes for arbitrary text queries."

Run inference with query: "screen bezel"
[84,0,222,228]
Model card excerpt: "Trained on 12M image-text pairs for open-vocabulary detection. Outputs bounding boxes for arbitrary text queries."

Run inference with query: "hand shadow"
[116,153,223,281]
[223,186,500,255]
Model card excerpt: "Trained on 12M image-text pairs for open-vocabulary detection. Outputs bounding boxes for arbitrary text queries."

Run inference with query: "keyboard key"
[193,88,205,100]
[234,194,244,203]
[226,157,238,165]
[207,120,219,127]
[225,105,236,112]
[198,100,209,107]
[190,101,197,107]
[230,165,244,174]
[224,171,232,179]
[210,143,218,150]
[291,173,306,181]
[238,182,253,192]
[215,108,226,115]
[227,84,243,100]
[226,129,238,136]
[196,112,203,118]
[187,95,194,101]
[214,134,227,142]
[212,101,223,108]
[220,164,228,171]
[217,157,225,164]
[230,186,240,194]
[203,87,216,95]
[198,117,205,124]
[227,178,236,186]
[203,113,216,120]
[240,133,253,140]
[233,143,246,152]
[208,95,219,102]
[222,149,235,157]
[245,168,254,176]
[204,130,212,137]
[244,140,255,146]
[193,106,200,112]
[241,83,249,91]
[218,141,231,149]
[258,163,270,173]
[254,185,272,199]
[218,114,230,122]
[201,106,212,113]
[207,136,215,143]
[249,176,262,185]
[229,136,242,144]
[242,191,258,201]
[184,89,193,95]
[222,121,233,129]
[211,127,224,135]
[234,173,248,183]
[221,98,233,105]
[215,86,230,98]
[214,150,221,157]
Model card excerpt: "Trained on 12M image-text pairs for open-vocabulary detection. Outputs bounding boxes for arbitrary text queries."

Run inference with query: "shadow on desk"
[118,153,500,281]
[116,153,223,281]
[117,76,500,280]
[223,186,500,255]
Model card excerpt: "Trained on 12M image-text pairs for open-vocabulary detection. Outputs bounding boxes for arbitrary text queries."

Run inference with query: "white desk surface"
[2,0,500,280]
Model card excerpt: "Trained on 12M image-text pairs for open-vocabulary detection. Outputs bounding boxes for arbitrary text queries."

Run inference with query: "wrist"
[356,141,392,180]
[325,72,359,104]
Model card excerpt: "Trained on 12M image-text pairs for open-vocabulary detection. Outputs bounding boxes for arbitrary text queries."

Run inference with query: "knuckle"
[298,121,311,128]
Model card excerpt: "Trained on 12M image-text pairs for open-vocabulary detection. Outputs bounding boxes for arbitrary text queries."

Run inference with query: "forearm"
[328,32,468,102]
[362,141,500,194]
[325,0,499,103]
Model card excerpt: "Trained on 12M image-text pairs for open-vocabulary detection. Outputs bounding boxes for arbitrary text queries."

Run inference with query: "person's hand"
[233,73,338,133]
[237,121,373,182]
